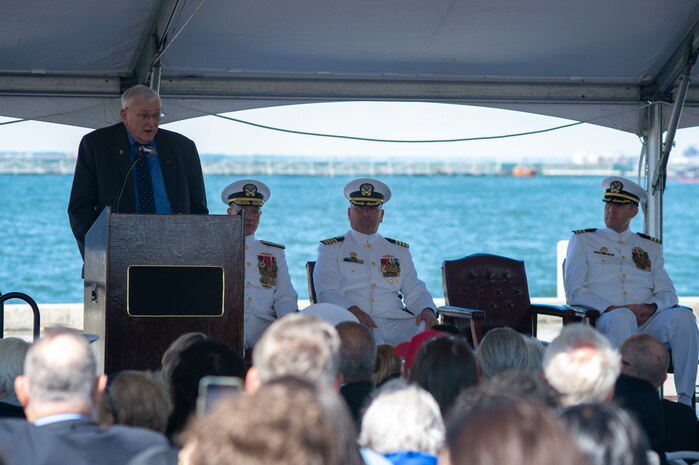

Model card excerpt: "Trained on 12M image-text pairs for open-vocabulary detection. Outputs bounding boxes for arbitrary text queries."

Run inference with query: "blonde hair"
[373,344,401,386]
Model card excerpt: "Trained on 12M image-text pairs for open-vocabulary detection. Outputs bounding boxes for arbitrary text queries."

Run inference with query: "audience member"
[393,329,448,378]
[358,380,445,465]
[0,337,30,418]
[477,327,529,378]
[409,336,478,418]
[182,377,352,465]
[97,370,171,433]
[336,321,377,425]
[447,398,588,465]
[373,344,401,387]
[523,335,546,371]
[543,323,621,406]
[165,338,246,443]
[159,332,207,390]
[246,313,341,392]
[619,333,698,452]
[560,403,655,465]
[0,327,167,465]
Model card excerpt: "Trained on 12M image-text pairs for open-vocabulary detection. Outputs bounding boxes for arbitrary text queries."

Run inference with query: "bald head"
[619,334,669,389]
[16,328,102,420]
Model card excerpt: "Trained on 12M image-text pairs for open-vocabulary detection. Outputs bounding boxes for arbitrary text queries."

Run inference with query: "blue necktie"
[135,145,155,213]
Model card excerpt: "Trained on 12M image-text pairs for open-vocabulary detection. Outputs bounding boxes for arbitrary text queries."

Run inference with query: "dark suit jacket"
[662,399,699,451]
[41,417,169,465]
[68,122,208,258]
[341,380,375,426]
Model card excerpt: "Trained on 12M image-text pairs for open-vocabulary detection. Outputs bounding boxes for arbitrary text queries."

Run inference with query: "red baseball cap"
[393,329,449,369]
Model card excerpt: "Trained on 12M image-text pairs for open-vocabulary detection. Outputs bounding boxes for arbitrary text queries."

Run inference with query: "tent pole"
[645,104,663,240]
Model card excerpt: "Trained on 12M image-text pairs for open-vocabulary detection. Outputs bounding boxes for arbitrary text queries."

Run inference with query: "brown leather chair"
[438,253,592,348]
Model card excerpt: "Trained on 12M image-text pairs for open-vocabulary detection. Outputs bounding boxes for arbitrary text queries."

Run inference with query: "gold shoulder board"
[260,240,285,249]
[386,237,409,248]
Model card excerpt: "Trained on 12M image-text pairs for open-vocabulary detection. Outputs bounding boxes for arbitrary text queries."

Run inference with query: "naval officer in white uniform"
[565,176,699,405]
[222,180,298,350]
[313,178,437,345]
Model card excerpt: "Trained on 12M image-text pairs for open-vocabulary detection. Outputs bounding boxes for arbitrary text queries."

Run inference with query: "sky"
[2,101,699,162]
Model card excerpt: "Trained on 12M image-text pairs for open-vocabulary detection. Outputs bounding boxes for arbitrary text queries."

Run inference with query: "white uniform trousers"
[597,306,699,405]
[373,318,426,346]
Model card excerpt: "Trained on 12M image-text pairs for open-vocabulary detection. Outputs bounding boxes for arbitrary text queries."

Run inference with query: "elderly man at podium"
[222,180,298,350]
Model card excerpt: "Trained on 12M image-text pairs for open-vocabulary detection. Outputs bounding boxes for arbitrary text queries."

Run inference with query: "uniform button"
[247,296,253,302]
[621,256,626,260]
[246,262,251,266]
[351,269,355,273]
[246,281,251,285]
[621,274,626,279]
[623,291,628,296]
[372,283,377,288]
[367,243,373,249]
[370,297,375,303]
[371,261,376,266]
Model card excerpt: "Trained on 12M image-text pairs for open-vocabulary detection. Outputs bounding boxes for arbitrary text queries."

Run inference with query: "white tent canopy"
[1,0,699,135]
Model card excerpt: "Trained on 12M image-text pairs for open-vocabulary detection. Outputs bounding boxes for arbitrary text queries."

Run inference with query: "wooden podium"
[83,207,244,374]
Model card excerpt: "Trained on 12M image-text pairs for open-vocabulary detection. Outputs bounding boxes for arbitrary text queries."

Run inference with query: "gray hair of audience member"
[478,327,530,378]
[358,379,445,455]
[0,338,30,403]
[121,85,160,109]
[560,403,653,465]
[160,332,207,388]
[253,313,341,387]
[373,344,401,387]
[184,376,346,465]
[23,327,97,406]
[619,334,669,389]
[336,322,377,383]
[96,370,172,433]
[523,335,546,371]
[447,398,589,465]
[543,323,621,406]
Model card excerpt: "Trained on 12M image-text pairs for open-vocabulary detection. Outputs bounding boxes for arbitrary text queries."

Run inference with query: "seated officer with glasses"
[313,178,437,345]
[68,84,208,259]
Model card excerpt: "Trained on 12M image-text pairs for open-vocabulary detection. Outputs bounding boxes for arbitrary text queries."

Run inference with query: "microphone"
[113,145,153,214]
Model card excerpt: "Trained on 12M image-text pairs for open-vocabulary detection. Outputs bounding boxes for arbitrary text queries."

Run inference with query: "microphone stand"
[113,145,153,213]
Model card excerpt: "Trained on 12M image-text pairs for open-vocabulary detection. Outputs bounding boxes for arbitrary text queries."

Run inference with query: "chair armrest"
[562,304,601,319]
[437,305,485,320]
[530,304,577,319]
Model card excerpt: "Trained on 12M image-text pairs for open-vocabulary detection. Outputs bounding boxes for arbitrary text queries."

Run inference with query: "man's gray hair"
[24,328,98,406]
[335,321,377,383]
[358,379,445,455]
[543,324,621,406]
[0,337,30,403]
[478,327,530,378]
[253,313,341,387]
[121,85,160,109]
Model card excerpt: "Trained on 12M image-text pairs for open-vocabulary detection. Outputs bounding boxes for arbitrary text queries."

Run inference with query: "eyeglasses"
[126,108,165,122]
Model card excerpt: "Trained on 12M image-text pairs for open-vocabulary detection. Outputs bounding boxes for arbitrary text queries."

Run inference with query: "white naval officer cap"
[221,179,271,207]
[344,178,392,207]
[601,176,647,206]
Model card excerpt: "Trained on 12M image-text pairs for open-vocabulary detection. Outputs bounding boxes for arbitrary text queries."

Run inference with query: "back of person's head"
[478,327,529,378]
[358,379,445,456]
[409,336,478,417]
[166,338,245,441]
[252,313,341,387]
[543,324,620,406]
[184,376,346,465]
[0,338,30,404]
[523,335,546,371]
[373,344,401,387]
[447,398,588,465]
[22,327,97,408]
[97,370,171,433]
[160,332,207,389]
[121,84,160,108]
[485,369,561,409]
[336,322,377,383]
[619,334,669,389]
[560,403,653,465]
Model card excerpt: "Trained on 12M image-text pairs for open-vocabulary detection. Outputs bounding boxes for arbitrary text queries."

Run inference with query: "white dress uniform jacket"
[565,226,699,405]
[243,235,298,349]
[313,229,435,345]
[565,227,678,312]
